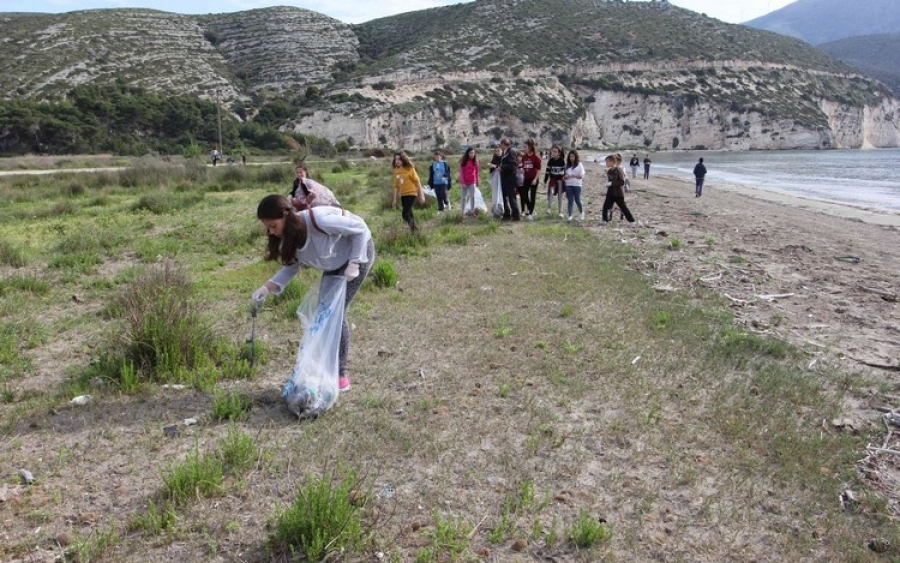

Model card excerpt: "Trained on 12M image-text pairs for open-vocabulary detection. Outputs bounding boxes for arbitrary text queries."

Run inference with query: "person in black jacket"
[498,138,521,221]
[629,154,640,179]
[602,155,636,225]
[693,157,707,197]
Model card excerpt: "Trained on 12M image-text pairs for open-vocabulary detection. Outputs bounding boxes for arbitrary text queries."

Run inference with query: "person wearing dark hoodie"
[629,154,640,179]
[601,154,636,226]
[543,144,566,218]
[498,138,521,221]
[693,157,707,197]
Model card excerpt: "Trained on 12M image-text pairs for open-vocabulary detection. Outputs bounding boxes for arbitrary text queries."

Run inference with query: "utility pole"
[215,88,223,157]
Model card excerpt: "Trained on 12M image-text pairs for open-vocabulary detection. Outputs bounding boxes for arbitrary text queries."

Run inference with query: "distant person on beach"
[602,155,636,226]
[459,147,480,217]
[290,164,340,211]
[693,157,707,197]
[428,151,452,212]
[520,139,542,220]
[498,138,521,221]
[543,144,566,217]
[629,154,640,179]
[392,152,426,232]
[643,155,652,179]
[563,149,585,222]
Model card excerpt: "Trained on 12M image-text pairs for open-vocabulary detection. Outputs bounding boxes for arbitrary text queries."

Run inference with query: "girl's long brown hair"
[393,151,413,169]
[256,194,307,265]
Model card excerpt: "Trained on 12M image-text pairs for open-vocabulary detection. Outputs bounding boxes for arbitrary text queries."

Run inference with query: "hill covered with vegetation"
[0,0,897,155]
[819,33,900,95]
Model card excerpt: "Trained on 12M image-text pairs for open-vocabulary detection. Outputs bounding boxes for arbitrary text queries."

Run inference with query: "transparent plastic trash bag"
[281,275,347,419]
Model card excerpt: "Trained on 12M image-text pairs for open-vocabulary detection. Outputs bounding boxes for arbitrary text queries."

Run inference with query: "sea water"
[640,149,900,212]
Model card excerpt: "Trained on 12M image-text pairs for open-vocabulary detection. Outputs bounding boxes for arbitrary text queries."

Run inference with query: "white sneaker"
[567,215,573,222]
[559,213,565,219]
[578,212,585,221]
[447,204,452,210]
[546,208,551,215]
[526,214,534,221]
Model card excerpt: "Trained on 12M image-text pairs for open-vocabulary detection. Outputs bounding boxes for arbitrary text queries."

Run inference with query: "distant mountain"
[819,34,900,95]
[744,0,900,45]
[1,0,899,153]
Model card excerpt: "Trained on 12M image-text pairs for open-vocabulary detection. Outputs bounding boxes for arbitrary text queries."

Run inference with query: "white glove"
[252,285,270,304]
[344,262,360,280]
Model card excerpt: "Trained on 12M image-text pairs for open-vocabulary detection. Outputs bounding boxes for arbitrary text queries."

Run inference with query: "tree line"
[0,81,338,158]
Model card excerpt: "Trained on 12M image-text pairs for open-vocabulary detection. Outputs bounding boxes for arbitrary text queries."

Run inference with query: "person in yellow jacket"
[391,151,426,232]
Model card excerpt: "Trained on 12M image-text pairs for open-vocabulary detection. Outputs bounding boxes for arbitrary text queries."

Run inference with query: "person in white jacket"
[563,150,586,222]
[251,194,375,392]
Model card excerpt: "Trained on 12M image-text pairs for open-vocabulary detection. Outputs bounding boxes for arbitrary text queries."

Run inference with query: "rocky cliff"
[2,1,899,151]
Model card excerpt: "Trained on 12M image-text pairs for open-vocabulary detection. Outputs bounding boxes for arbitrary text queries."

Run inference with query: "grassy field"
[0,155,897,562]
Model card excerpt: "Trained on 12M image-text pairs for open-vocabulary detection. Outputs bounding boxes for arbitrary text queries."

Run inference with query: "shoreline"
[654,172,900,227]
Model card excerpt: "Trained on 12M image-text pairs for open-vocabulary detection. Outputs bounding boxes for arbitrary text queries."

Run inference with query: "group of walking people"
[249,147,707,416]
[389,139,643,229]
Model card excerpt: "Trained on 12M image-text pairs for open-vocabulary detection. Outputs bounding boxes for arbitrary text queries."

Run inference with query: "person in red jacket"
[519,138,542,220]
[459,147,480,217]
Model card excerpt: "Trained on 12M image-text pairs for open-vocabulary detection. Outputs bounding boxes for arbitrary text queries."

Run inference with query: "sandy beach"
[579,163,900,379]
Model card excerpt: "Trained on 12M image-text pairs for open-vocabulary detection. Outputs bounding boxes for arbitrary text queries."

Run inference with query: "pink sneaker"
[338,375,351,392]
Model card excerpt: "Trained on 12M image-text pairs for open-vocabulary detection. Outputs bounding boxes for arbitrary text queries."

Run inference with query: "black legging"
[401,195,417,231]
[520,181,538,215]
[602,195,635,223]
[501,174,520,220]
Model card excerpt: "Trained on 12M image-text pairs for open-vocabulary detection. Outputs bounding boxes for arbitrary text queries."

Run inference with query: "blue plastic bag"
[282,276,346,419]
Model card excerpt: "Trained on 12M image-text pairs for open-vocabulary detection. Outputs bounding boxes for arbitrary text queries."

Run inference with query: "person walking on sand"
[290,164,340,211]
[519,139,542,220]
[564,149,585,222]
[601,155,636,226]
[252,194,375,393]
[428,151,452,212]
[543,144,566,218]
[629,154,639,179]
[498,138,521,221]
[693,157,707,198]
[643,155,652,179]
[392,152,426,232]
[459,147,480,217]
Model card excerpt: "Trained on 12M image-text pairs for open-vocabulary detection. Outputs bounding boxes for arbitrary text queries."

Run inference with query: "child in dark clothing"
[602,155,636,225]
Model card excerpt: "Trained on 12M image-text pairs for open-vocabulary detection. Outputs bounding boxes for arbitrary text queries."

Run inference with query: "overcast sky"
[7,0,796,24]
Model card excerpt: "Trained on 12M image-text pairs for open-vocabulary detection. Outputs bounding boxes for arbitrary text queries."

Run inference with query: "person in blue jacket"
[693,157,707,197]
[428,151,452,212]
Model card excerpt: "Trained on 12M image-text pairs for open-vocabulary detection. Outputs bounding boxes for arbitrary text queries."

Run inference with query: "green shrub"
[270,465,366,562]
[376,227,429,257]
[113,262,218,381]
[211,390,253,421]
[161,449,224,505]
[132,191,204,214]
[126,500,177,534]
[566,509,610,548]
[0,239,28,267]
[368,259,399,288]
[217,424,258,474]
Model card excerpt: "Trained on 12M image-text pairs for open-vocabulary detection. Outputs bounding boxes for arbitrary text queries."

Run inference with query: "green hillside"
[354,0,847,75]
[819,33,900,95]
